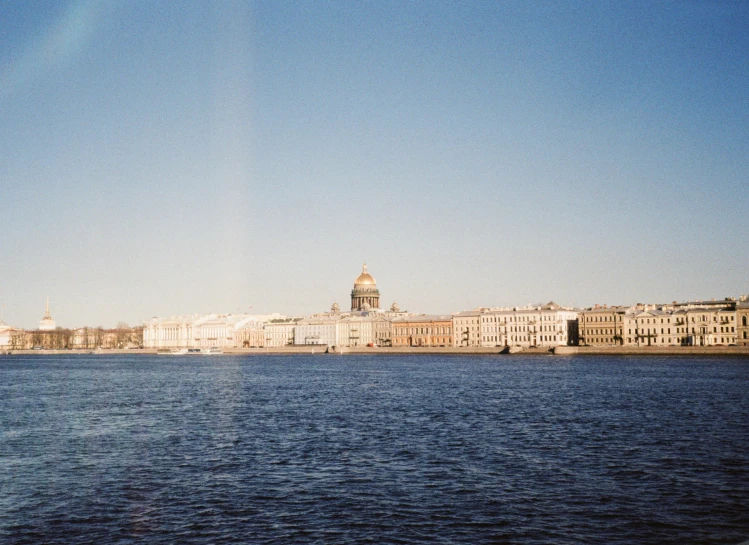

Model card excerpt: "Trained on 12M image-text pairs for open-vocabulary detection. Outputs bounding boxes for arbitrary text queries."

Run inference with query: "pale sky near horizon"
[1,0,748,328]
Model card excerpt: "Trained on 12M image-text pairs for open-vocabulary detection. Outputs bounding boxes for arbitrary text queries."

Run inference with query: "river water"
[1,354,748,544]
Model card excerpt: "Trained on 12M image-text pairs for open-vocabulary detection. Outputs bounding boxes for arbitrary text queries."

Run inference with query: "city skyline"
[2,263,747,331]
[2,1,748,328]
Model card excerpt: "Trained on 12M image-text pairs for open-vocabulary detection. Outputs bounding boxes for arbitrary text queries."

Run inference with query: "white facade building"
[0,321,23,349]
[143,313,287,349]
[294,317,339,346]
[336,315,374,347]
[480,302,578,348]
[143,315,198,349]
[265,322,297,347]
[333,313,392,347]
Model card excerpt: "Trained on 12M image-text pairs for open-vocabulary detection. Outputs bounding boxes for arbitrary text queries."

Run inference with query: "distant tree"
[10,330,26,350]
[130,325,144,348]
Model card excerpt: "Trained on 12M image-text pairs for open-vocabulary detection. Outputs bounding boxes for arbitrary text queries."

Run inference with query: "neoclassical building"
[143,313,285,348]
[578,306,628,346]
[351,263,380,311]
[480,302,578,348]
[0,320,24,350]
[391,315,453,347]
[738,298,749,347]
[453,311,482,347]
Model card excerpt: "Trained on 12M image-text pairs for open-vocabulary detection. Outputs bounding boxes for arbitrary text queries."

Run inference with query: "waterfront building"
[391,315,453,347]
[335,313,393,347]
[294,316,340,346]
[143,315,198,349]
[578,306,629,346]
[0,320,24,350]
[481,303,578,348]
[143,313,285,349]
[38,297,56,331]
[623,309,679,346]
[351,263,380,311]
[453,311,482,347]
[234,318,266,348]
[192,314,243,348]
[72,327,100,349]
[372,314,393,346]
[336,314,374,347]
[738,298,749,347]
[673,307,737,346]
[265,321,297,347]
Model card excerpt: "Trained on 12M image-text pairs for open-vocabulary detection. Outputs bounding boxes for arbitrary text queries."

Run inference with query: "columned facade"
[351,263,380,311]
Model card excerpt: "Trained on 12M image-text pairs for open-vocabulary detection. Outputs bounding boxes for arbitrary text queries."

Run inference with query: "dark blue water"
[1,355,748,544]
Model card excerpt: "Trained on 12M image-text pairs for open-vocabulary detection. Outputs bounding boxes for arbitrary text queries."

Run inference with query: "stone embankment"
[553,345,749,357]
[3,346,748,357]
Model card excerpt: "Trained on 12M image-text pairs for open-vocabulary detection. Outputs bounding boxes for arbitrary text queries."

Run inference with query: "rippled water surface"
[1,354,748,544]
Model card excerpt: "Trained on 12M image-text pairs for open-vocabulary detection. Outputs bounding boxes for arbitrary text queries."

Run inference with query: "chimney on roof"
[603,304,608,309]
[594,304,600,309]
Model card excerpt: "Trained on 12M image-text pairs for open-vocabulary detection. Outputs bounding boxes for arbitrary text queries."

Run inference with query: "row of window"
[482,335,563,343]
[582,314,737,324]
[394,327,452,335]
[481,314,568,323]
[586,335,737,345]
[392,338,450,346]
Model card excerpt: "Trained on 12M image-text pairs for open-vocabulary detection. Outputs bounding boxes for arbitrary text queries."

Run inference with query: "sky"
[1,0,748,328]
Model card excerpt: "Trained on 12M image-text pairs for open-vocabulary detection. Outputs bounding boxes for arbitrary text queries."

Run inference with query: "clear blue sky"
[1,0,748,328]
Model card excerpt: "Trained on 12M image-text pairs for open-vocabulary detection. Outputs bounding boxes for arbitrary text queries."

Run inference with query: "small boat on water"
[201,347,223,355]
[169,348,188,355]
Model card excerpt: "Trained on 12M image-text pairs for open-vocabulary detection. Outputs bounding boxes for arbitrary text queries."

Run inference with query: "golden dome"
[354,263,376,285]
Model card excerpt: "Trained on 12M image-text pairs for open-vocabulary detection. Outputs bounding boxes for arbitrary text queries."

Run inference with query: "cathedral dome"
[351,263,380,311]
[354,263,376,286]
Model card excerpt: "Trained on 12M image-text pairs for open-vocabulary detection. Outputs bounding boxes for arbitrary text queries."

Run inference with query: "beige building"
[672,307,737,346]
[578,306,628,346]
[453,311,482,347]
[235,319,266,348]
[623,309,679,346]
[265,321,297,347]
[391,316,453,347]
